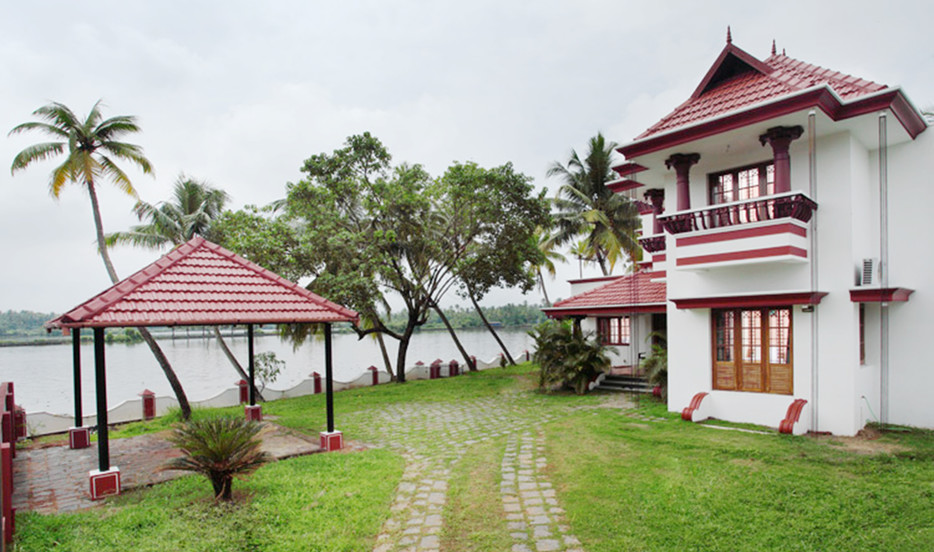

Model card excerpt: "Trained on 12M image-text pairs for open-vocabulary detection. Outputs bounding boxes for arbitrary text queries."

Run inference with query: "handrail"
[658,192,817,234]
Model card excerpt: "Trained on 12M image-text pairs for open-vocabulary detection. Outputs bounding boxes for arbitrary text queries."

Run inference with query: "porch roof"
[543,271,667,318]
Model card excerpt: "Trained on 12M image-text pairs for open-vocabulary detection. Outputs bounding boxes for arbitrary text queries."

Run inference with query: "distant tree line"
[383,302,547,333]
[0,310,56,338]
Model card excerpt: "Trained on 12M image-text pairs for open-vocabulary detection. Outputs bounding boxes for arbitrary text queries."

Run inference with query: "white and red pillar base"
[69,427,91,450]
[244,405,263,422]
[320,430,343,452]
[89,467,121,500]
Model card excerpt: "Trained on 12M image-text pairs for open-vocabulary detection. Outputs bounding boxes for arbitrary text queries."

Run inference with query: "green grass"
[14,365,934,551]
[14,448,403,552]
[544,405,934,551]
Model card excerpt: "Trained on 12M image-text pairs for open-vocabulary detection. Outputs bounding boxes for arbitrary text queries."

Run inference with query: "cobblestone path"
[351,392,635,552]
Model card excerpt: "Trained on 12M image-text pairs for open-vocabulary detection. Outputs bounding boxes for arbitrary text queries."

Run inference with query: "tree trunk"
[395,326,413,383]
[375,332,396,381]
[430,302,475,371]
[212,326,264,401]
[87,181,192,419]
[468,289,515,366]
[537,268,552,307]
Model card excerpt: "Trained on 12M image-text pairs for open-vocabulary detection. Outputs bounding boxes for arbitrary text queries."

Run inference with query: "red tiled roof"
[543,272,666,317]
[637,46,888,139]
[48,236,358,328]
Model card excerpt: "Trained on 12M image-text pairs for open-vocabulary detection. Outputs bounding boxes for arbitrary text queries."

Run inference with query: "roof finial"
[782,48,786,55]
[726,26,732,44]
[771,39,777,56]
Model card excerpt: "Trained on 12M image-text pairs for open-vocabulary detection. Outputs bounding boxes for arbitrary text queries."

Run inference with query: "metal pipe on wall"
[808,110,820,433]
[879,113,890,426]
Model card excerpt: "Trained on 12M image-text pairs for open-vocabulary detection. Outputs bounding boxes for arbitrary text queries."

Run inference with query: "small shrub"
[641,331,668,400]
[162,416,272,501]
[530,319,609,394]
[254,351,284,391]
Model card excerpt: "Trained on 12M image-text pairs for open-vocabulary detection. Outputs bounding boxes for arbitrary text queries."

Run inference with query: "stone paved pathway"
[352,392,639,551]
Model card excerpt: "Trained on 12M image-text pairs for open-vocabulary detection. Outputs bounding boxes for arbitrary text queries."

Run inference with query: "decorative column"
[644,188,665,235]
[665,153,700,211]
[759,125,804,194]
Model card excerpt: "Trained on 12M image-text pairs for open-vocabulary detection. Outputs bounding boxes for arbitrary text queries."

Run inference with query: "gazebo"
[46,236,358,499]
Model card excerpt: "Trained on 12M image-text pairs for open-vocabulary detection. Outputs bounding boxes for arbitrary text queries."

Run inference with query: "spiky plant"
[641,331,668,400]
[530,319,610,394]
[162,417,272,501]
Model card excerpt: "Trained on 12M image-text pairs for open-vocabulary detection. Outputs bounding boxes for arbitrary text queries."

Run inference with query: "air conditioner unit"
[857,258,880,287]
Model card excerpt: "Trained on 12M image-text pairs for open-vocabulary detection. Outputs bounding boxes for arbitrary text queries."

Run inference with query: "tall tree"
[547,133,641,275]
[435,162,550,366]
[105,176,262,399]
[533,225,566,307]
[9,101,192,418]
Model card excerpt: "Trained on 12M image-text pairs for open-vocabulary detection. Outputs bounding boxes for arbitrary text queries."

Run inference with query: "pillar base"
[89,467,121,500]
[244,405,263,422]
[69,427,91,450]
[320,430,343,452]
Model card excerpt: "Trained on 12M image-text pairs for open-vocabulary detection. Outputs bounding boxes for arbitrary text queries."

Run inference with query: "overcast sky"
[2,1,933,314]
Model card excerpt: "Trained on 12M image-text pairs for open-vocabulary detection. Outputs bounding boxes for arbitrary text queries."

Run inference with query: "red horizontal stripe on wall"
[676,223,806,247]
[677,246,807,266]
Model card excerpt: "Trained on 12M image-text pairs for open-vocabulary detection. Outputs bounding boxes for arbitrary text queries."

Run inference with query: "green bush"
[640,331,667,400]
[162,417,272,501]
[530,319,609,394]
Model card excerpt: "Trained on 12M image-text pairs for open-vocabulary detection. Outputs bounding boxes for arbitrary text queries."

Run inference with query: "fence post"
[449,360,459,377]
[237,380,248,404]
[311,372,322,394]
[139,389,156,420]
[368,366,379,386]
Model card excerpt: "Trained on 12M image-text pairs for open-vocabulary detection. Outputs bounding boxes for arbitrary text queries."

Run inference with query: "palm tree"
[162,416,271,501]
[105,176,262,398]
[9,100,192,418]
[106,175,229,249]
[547,133,641,275]
[534,226,566,307]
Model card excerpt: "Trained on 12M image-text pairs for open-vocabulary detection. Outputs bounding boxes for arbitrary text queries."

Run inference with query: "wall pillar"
[759,126,804,194]
[644,188,665,235]
[664,153,700,211]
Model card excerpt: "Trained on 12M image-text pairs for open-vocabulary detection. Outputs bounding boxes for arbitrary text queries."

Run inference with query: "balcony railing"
[639,235,666,253]
[657,192,817,235]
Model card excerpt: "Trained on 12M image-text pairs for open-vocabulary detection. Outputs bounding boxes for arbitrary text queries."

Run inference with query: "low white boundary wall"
[26,352,530,436]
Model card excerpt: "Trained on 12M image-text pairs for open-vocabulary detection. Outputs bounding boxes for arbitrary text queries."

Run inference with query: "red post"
[1,442,13,544]
[139,389,156,420]
[367,366,379,386]
[311,372,322,394]
[237,380,248,404]
[449,360,459,377]
[665,153,700,211]
[430,359,442,379]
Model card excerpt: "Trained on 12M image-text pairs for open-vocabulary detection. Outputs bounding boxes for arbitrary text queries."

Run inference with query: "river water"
[0,327,535,415]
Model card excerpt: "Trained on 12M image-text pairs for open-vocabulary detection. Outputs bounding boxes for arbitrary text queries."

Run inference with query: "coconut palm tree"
[105,176,263,398]
[547,133,641,275]
[106,175,229,249]
[9,100,192,418]
[534,226,566,307]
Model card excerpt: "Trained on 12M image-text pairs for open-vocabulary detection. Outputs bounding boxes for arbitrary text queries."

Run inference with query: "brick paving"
[351,392,639,552]
[12,423,320,514]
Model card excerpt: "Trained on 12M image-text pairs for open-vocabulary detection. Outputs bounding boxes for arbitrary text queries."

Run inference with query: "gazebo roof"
[47,236,358,329]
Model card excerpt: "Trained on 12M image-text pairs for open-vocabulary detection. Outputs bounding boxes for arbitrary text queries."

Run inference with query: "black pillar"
[325,323,334,433]
[73,329,82,427]
[248,324,255,406]
[93,327,109,472]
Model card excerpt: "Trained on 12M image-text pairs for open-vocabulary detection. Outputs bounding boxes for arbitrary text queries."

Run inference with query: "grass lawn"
[13,365,934,551]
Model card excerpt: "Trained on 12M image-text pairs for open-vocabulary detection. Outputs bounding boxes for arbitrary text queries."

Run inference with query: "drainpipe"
[879,113,889,426]
[808,111,820,433]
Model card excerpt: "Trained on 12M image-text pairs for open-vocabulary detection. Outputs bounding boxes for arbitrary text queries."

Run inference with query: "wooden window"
[859,304,866,365]
[709,162,775,205]
[712,307,792,394]
[598,317,631,345]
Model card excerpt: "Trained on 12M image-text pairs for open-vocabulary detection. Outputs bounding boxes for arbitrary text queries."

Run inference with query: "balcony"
[657,192,817,235]
[639,235,666,253]
[657,192,817,270]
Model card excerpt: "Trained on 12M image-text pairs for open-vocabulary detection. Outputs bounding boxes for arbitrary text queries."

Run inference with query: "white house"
[546,35,932,436]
